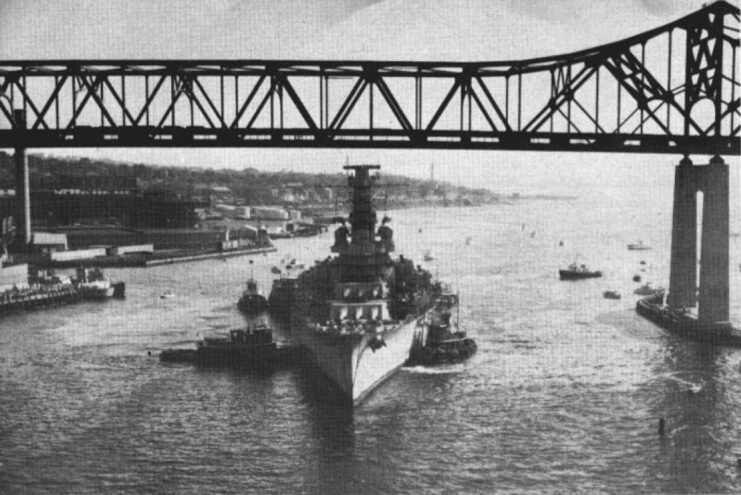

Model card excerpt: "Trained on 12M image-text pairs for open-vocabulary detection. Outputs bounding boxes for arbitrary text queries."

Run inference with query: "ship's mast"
[345,164,379,245]
[332,164,393,282]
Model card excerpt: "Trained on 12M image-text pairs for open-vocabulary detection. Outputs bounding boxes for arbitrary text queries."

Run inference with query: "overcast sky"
[0,0,703,60]
[0,0,735,193]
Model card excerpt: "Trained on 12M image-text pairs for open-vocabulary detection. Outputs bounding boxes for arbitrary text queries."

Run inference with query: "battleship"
[290,165,447,405]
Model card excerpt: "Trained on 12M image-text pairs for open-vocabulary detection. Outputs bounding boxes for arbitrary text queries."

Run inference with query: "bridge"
[1,2,740,331]
[0,2,738,155]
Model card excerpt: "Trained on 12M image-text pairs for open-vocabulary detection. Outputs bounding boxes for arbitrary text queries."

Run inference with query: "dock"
[32,245,277,269]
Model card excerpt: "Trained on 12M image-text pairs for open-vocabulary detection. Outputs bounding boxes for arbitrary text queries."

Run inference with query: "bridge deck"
[0,1,738,155]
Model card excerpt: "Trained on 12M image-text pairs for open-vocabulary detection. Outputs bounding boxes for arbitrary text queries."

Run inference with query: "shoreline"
[30,245,277,269]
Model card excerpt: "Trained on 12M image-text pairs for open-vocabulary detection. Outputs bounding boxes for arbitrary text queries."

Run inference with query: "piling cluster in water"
[0,286,82,315]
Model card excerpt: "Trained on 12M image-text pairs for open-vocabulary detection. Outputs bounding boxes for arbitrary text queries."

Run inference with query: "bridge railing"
[0,1,738,154]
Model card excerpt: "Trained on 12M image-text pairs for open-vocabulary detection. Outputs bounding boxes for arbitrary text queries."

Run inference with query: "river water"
[0,160,739,494]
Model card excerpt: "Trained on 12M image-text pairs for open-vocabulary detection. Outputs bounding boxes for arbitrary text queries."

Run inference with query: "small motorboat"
[603,290,621,300]
[633,274,642,282]
[423,250,435,262]
[160,291,176,299]
[628,241,652,251]
[559,262,602,280]
[271,266,282,275]
[634,283,663,296]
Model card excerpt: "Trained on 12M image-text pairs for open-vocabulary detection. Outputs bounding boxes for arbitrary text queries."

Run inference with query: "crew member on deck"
[334,219,350,247]
[376,216,394,251]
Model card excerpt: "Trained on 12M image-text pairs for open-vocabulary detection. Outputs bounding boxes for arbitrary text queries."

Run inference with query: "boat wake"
[402,364,465,374]
[657,372,705,393]
[199,315,226,321]
[166,339,201,346]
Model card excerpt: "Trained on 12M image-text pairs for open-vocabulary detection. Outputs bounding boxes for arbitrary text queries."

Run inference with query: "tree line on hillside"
[0,151,499,206]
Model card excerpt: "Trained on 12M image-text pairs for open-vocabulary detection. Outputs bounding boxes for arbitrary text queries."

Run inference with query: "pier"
[12,110,30,249]
[636,153,740,344]
[669,156,730,325]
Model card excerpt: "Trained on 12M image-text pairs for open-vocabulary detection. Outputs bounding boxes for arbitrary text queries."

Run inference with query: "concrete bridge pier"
[667,155,729,324]
[668,156,697,309]
[13,109,31,249]
[698,156,729,323]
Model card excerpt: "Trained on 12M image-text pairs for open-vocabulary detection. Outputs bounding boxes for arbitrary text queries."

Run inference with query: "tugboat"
[237,279,268,314]
[603,290,622,300]
[237,261,268,314]
[75,267,124,299]
[160,323,300,366]
[290,165,449,406]
[407,291,477,366]
[559,262,602,280]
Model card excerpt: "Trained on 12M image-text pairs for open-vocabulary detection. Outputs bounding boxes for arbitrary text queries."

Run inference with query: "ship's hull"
[195,343,277,366]
[160,343,301,367]
[267,281,297,319]
[237,295,268,314]
[559,270,602,280]
[295,316,426,405]
[79,285,115,300]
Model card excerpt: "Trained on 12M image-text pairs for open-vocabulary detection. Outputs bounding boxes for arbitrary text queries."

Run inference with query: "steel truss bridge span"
[0,1,738,155]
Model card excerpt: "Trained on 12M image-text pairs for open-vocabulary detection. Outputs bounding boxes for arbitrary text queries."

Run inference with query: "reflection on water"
[646,342,740,493]
[297,368,359,494]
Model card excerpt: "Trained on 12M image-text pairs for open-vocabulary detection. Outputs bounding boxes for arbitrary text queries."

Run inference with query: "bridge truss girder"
[0,1,738,155]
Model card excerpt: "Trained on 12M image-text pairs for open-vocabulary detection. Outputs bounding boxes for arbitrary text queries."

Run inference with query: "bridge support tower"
[13,109,31,249]
[668,155,729,323]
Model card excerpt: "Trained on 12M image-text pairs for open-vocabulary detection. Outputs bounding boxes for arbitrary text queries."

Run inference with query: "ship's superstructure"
[292,165,444,405]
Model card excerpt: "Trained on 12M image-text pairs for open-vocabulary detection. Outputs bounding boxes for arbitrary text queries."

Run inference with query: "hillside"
[0,151,499,209]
